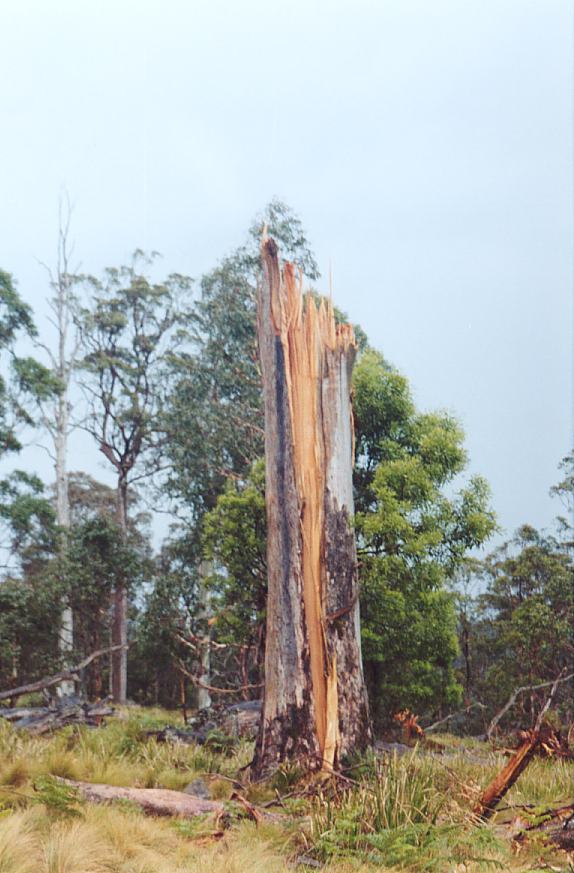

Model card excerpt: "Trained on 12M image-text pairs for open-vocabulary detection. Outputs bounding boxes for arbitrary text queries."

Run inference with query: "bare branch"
[0,645,129,702]
[486,670,574,739]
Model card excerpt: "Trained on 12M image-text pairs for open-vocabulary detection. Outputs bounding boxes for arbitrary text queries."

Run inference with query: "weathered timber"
[252,236,371,776]
[0,697,114,734]
[58,779,224,818]
[473,734,540,820]
[475,672,572,820]
[514,803,574,850]
[0,646,127,703]
[485,669,574,739]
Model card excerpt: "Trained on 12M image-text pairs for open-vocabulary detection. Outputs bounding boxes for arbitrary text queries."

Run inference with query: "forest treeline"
[1,200,572,730]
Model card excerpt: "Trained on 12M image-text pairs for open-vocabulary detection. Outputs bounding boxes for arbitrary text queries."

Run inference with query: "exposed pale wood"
[252,236,370,776]
[196,560,213,711]
[0,707,47,721]
[58,779,223,818]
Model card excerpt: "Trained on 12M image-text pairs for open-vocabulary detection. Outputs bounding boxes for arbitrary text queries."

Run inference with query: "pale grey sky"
[1,0,572,546]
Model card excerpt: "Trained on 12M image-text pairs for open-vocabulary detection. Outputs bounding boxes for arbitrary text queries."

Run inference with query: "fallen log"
[0,646,127,703]
[425,701,487,733]
[0,707,47,721]
[1,697,115,734]
[58,779,224,818]
[514,803,574,851]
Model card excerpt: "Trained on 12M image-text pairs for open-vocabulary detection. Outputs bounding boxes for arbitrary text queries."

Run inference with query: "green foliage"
[0,270,59,452]
[203,460,267,655]
[308,753,505,871]
[550,452,574,549]
[203,728,237,755]
[0,471,55,562]
[32,775,83,819]
[353,349,496,721]
[78,252,192,493]
[0,573,62,689]
[468,524,574,723]
[130,529,200,706]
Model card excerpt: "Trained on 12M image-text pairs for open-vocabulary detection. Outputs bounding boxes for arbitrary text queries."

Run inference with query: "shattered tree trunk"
[252,237,371,776]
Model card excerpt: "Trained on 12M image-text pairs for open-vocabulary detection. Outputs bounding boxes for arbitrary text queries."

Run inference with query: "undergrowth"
[0,708,571,872]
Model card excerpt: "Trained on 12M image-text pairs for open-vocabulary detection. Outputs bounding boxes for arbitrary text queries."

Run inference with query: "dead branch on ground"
[0,645,128,703]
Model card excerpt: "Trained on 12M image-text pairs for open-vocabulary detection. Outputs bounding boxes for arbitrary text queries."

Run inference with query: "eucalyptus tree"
[353,349,496,723]
[0,268,62,688]
[78,253,192,701]
[0,269,60,569]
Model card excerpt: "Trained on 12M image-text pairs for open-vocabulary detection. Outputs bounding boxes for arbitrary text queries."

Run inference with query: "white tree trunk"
[54,273,74,697]
[56,420,74,696]
[111,478,129,704]
[196,561,212,711]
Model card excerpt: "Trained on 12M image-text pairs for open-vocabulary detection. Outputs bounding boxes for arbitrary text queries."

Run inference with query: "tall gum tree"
[252,237,371,776]
[36,205,85,693]
[78,254,191,702]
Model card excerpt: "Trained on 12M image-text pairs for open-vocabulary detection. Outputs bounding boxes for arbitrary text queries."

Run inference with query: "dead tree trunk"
[195,560,212,711]
[111,476,128,704]
[252,236,371,776]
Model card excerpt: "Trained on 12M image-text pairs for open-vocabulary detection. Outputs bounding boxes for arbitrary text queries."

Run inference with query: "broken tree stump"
[252,236,371,776]
[473,733,540,820]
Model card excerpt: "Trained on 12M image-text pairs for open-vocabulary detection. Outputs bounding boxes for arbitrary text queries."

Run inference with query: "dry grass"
[0,711,572,872]
[0,807,300,873]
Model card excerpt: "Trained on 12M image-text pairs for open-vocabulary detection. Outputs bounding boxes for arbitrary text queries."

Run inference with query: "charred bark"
[252,236,371,776]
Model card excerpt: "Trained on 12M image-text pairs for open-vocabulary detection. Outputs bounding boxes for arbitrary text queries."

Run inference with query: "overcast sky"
[1,0,572,548]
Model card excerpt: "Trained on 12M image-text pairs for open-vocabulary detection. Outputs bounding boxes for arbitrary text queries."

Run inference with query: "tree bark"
[195,560,212,711]
[252,236,371,776]
[111,477,128,703]
[55,386,74,696]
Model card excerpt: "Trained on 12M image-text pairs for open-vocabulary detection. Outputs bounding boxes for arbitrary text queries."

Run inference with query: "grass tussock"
[306,752,510,872]
[0,709,571,872]
[0,806,297,873]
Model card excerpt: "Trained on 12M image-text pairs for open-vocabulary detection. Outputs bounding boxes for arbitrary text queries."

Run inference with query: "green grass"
[0,708,572,872]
